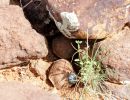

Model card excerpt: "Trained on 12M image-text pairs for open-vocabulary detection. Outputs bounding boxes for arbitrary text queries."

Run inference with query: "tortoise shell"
[48,59,76,90]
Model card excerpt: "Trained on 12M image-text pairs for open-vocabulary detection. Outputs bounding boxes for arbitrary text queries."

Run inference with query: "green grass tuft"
[74,40,107,96]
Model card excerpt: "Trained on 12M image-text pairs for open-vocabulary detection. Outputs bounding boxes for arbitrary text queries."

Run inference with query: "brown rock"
[10,0,20,5]
[52,35,75,59]
[104,82,130,100]
[0,81,61,100]
[97,27,130,82]
[29,59,51,80]
[45,47,59,61]
[48,59,75,90]
[47,0,129,39]
[0,5,48,68]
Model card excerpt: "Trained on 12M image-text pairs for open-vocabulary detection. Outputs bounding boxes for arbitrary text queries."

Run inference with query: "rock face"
[52,35,75,59]
[48,59,75,90]
[0,5,48,68]
[105,82,130,100]
[47,0,129,39]
[97,27,130,82]
[0,0,10,5]
[0,81,61,100]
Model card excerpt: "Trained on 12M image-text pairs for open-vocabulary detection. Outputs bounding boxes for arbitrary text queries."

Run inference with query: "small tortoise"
[48,59,77,90]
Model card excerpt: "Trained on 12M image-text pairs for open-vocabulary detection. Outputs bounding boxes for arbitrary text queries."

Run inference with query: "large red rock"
[0,5,48,68]
[0,0,10,5]
[52,35,75,59]
[104,82,130,100]
[0,81,61,100]
[46,0,129,39]
[97,27,130,82]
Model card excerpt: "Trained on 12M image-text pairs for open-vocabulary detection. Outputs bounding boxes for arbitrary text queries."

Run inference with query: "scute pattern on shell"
[48,59,74,90]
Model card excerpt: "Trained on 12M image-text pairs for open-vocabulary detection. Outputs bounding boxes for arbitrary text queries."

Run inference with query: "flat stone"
[0,81,61,100]
[104,82,130,100]
[0,5,48,68]
[29,59,51,80]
